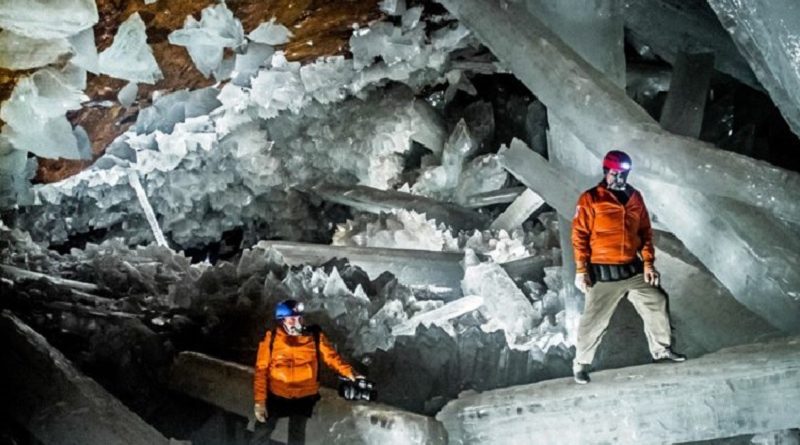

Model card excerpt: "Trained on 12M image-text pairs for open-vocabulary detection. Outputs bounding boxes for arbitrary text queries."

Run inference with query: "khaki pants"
[574,273,672,367]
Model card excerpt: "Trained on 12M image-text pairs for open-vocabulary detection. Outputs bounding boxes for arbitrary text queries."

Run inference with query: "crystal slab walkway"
[437,336,800,444]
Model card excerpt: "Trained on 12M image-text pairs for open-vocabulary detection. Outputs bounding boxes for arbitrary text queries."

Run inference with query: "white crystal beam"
[128,172,168,247]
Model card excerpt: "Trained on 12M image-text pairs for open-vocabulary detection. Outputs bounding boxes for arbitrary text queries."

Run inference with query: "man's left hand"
[644,266,660,287]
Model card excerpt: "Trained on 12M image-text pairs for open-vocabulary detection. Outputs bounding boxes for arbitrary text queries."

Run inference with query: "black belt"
[589,259,643,282]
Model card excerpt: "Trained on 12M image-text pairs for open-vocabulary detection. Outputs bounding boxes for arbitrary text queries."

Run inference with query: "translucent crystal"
[0,0,98,39]
[0,31,71,70]
[168,3,244,78]
[117,82,137,107]
[247,17,292,45]
[98,13,162,84]
[379,0,406,16]
[392,295,483,337]
[231,42,274,86]
[461,249,537,345]
[67,28,98,73]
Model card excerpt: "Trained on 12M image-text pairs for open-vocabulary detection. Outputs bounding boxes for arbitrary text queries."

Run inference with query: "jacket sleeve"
[637,194,655,268]
[318,332,356,380]
[253,332,271,404]
[571,192,594,273]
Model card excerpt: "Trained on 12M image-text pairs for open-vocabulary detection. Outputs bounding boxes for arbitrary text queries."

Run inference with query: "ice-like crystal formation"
[0,64,88,159]
[392,295,483,337]
[0,31,72,70]
[13,12,476,244]
[98,13,162,84]
[461,249,539,346]
[707,0,800,138]
[67,28,98,73]
[0,0,98,40]
[118,82,138,107]
[491,189,545,231]
[168,3,244,79]
[412,119,474,199]
[231,42,274,87]
[128,172,168,247]
[332,209,549,263]
[247,17,292,45]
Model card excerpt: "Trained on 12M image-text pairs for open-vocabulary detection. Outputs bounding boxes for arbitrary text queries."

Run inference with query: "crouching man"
[252,299,361,445]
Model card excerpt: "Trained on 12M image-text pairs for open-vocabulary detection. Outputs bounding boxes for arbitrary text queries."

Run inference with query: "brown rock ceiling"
[0,0,381,183]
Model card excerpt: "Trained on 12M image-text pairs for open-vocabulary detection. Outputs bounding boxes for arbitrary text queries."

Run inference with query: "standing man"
[252,299,361,444]
[571,150,685,384]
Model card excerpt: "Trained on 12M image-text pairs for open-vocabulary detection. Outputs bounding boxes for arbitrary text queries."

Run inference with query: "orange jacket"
[253,327,355,403]
[571,183,655,273]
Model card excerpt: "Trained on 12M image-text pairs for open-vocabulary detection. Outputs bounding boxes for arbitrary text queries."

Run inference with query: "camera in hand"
[338,377,377,402]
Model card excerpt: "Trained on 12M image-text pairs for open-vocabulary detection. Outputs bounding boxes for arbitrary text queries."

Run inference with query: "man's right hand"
[254,402,266,423]
[574,272,592,294]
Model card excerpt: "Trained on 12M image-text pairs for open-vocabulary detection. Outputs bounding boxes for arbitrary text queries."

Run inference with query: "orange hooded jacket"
[571,183,655,274]
[253,326,355,404]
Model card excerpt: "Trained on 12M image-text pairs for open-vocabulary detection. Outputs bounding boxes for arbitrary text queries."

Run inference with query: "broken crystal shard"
[438,337,800,444]
[461,249,537,345]
[118,82,138,107]
[0,65,87,159]
[168,3,244,78]
[0,0,98,40]
[135,87,221,135]
[491,188,545,231]
[454,154,508,205]
[247,17,292,45]
[392,295,483,337]
[0,30,72,70]
[438,0,800,225]
[707,0,800,138]
[98,13,162,84]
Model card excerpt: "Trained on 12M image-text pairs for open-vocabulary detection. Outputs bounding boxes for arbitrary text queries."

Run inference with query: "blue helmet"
[275,299,304,319]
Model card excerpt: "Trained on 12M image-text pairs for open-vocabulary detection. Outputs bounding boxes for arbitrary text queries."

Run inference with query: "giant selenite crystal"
[0,0,98,40]
[98,13,162,84]
[437,0,800,226]
[0,31,72,70]
[439,0,800,333]
[707,0,800,138]
[437,337,800,444]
